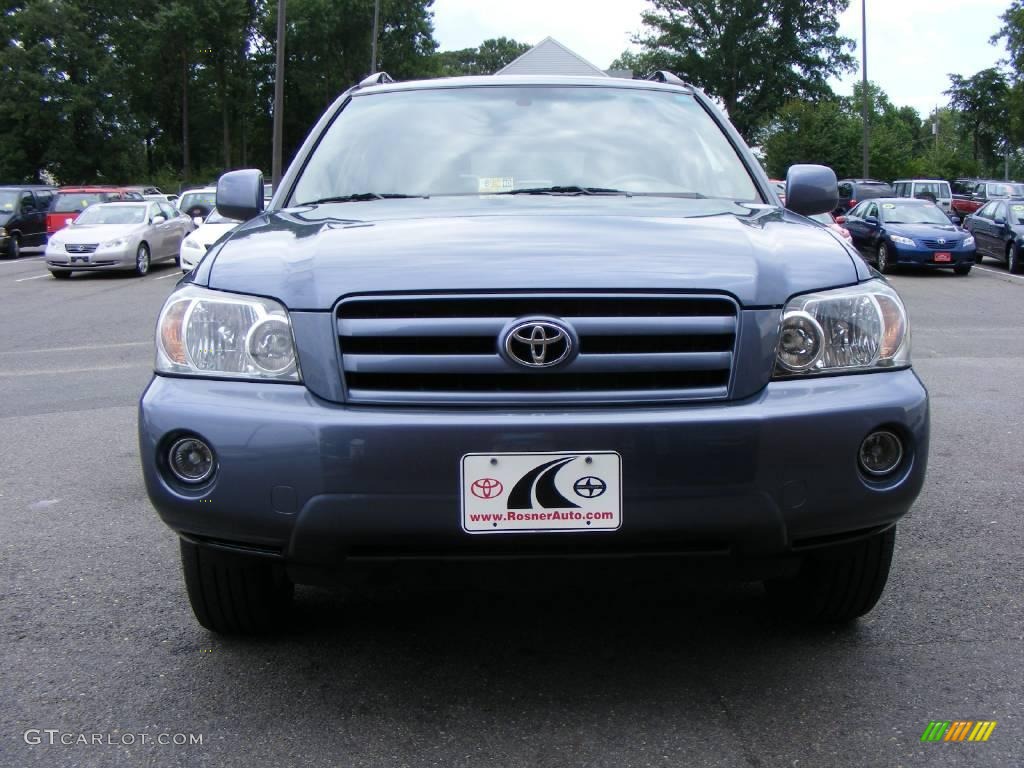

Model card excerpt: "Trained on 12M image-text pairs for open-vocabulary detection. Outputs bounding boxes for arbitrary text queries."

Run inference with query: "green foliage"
[618,0,856,140]
[433,37,531,76]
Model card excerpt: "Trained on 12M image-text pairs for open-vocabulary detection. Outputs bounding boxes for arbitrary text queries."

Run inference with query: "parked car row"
[832,177,1024,222]
[0,182,217,259]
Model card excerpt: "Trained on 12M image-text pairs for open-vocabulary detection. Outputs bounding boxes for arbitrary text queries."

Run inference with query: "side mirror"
[949,215,961,225]
[152,215,166,225]
[994,216,1006,225]
[193,216,204,227]
[865,215,879,226]
[834,215,847,224]
[217,169,264,221]
[784,164,838,216]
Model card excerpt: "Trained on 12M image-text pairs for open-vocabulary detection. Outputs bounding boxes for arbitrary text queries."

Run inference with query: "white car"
[177,187,217,224]
[179,210,240,272]
[45,201,193,278]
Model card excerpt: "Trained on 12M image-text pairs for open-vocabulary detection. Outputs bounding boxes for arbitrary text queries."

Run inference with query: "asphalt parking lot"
[1,250,1021,768]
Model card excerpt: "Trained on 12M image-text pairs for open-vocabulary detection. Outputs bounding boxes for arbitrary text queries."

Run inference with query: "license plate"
[70,255,90,263]
[934,252,952,262]
[461,451,621,533]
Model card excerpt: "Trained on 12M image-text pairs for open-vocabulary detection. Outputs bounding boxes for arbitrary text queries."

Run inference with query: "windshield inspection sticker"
[478,176,514,194]
[883,203,896,209]
[1013,205,1024,211]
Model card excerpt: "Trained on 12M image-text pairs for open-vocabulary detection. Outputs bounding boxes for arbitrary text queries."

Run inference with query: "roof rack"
[358,72,395,88]
[646,71,689,87]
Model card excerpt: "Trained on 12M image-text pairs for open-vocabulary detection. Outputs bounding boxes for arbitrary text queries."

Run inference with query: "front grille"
[921,238,957,249]
[336,293,738,405]
[65,243,97,254]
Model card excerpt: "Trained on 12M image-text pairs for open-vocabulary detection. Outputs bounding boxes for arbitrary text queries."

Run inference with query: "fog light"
[859,431,903,477]
[168,437,216,484]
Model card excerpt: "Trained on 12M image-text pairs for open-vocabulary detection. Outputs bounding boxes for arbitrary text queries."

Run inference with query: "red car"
[46,187,145,235]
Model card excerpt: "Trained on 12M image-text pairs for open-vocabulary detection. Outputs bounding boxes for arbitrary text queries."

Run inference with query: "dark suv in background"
[834,179,894,215]
[0,185,56,258]
[140,73,929,635]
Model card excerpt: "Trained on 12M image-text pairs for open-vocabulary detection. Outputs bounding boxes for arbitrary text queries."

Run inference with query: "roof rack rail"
[646,71,689,87]
[358,72,395,88]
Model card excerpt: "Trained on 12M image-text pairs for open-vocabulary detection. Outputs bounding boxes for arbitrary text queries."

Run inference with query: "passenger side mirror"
[949,214,961,225]
[865,215,879,226]
[217,169,264,222]
[784,164,839,216]
[193,216,204,227]
[994,216,1006,225]
[152,215,166,225]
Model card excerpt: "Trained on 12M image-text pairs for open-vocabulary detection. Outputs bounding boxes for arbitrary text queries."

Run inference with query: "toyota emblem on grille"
[938,238,946,245]
[503,319,574,368]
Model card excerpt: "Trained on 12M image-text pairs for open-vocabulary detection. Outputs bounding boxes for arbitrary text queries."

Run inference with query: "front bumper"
[140,369,930,567]
[45,245,134,270]
[890,242,976,267]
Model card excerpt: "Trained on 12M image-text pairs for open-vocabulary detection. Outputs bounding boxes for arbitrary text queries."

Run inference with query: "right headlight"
[155,285,301,382]
[772,280,910,378]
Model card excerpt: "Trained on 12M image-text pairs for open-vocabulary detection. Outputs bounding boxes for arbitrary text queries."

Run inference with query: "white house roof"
[496,37,609,77]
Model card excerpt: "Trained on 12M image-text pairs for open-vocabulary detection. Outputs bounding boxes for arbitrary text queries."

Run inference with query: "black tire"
[953,264,971,276]
[180,539,293,635]
[1008,243,1022,274]
[50,269,71,279]
[6,234,20,259]
[876,242,893,274]
[766,526,896,623]
[134,242,151,276]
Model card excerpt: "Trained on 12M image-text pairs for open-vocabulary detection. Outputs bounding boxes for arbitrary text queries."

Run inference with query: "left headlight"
[772,280,910,378]
[0,227,6,237]
[156,285,301,382]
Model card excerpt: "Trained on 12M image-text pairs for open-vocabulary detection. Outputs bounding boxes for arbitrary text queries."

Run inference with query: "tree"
[945,68,1010,168]
[433,37,531,76]
[614,0,856,140]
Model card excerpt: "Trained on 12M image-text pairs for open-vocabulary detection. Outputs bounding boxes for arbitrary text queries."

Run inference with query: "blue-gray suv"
[139,73,929,634]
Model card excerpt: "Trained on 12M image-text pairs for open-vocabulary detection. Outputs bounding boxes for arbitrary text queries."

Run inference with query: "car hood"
[190,222,239,246]
[52,223,143,242]
[203,198,866,310]
[887,222,966,240]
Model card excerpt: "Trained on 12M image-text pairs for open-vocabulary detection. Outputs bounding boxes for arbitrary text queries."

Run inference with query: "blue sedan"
[841,198,977,275]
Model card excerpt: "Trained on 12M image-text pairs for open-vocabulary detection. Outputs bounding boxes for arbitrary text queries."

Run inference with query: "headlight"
[183,238,202,249]
[101,237,128,248]
[156,285,301,382]
[962,236,975,248]
[0,227,6,237]
[773,280,910,378]
[890,235,915,247]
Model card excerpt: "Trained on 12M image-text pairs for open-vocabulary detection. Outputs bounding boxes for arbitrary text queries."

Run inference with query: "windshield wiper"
[496,185,631,196]
[298,193,427,205]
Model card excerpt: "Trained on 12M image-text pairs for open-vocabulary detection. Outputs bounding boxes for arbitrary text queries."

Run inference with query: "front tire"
[953,264,972,276]
[49,269,71,279]
[6,234,20,259]
[876,242,893,274]
[134,242,151,276]
[180,539,293,634]
[766,526,896,623]
[1008,243,1022,274]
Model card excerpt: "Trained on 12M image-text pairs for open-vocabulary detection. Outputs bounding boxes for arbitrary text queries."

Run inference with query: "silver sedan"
[44,201,193,278]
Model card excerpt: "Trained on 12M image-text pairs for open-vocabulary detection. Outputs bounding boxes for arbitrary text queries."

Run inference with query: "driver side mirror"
[994,216,1006,225]
[865,215,879,226]
[217,169,264,222]
[784,164,839,216]
[151,215,166,225]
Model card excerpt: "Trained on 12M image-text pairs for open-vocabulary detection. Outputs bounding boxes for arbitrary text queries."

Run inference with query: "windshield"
[53,192,110,213]
[74,205,146,225]
[0,191,18,211]
[205,210,238,225]
[808,213,834,226]
[880,202,950,225]
[180,192,216,210]
[291,86,760,204]
[988,183,1024,198]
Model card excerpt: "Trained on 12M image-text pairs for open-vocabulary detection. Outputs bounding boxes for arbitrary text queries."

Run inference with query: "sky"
[431,0,1011,117]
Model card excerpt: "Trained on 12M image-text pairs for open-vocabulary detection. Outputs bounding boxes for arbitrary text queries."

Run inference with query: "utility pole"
[272,0,287,189]
[861,0,869,179]
[370,0,381,73]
